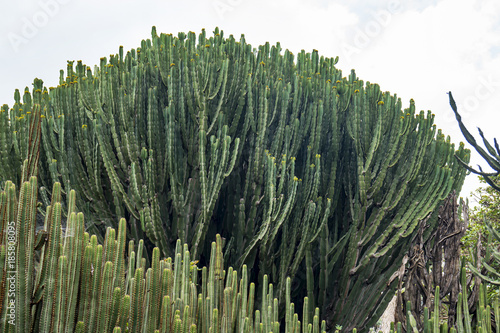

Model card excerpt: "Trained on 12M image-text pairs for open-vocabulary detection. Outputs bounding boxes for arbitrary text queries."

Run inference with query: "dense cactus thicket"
[0,28,469,330]
[0,167,325,332]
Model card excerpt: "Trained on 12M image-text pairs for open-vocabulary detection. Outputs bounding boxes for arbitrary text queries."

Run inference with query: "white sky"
[1,0,500,207]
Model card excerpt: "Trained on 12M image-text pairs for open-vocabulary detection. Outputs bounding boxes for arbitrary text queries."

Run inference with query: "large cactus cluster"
[0,28,469,330]
[0,171,324,333]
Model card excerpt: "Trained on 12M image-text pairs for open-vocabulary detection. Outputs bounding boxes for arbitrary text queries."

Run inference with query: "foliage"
[0,29,470,331]
[462,176,500,254]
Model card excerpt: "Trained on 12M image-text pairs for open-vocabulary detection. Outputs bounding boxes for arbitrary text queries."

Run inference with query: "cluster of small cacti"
[0,170,326,333]
[392,267,499,333]
[0,27,470,330]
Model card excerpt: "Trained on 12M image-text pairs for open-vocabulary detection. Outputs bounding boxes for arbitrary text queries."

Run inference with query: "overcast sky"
[1,0,500,206]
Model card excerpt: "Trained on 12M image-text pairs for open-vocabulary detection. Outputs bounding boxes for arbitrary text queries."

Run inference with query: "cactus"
[0,28,469,330]
[448,91,500,332]
[0,169,327,332]
[400,267,500,333]
[449,91,500,190]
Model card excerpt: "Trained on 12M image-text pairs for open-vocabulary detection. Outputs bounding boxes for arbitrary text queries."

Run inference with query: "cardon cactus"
[0,28,469,330]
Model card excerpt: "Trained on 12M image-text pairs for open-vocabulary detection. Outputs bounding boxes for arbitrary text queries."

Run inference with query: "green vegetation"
[401,270,500,333]
[0,167,325,332]
[386,92,500,332]
[449,91,500,309]
[461,176,500,301]
[462,176,500,254]
[0,29,471,331]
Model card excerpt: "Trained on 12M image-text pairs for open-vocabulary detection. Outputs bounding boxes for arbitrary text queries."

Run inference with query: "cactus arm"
[40,201,62,333]
[449,91,500,171]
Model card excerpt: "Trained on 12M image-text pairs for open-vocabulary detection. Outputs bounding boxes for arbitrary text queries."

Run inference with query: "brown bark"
[395,190,473,331]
